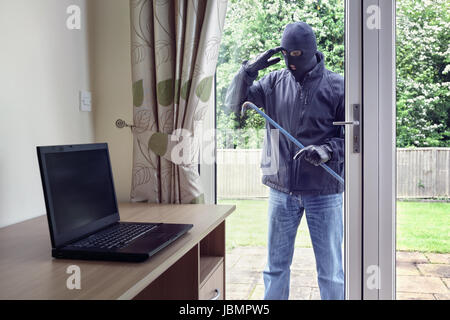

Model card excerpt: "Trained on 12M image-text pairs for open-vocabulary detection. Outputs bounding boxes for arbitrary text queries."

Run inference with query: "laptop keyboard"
[70,223,160,250]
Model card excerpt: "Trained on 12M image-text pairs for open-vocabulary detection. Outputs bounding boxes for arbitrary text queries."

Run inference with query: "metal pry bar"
[242,101,344,185]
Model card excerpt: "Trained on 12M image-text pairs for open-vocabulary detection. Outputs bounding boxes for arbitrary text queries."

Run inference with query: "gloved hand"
[293,145,333,166]
[245,47,283,77]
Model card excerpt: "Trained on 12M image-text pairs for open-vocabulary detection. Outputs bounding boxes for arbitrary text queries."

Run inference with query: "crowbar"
[242,101,345,185]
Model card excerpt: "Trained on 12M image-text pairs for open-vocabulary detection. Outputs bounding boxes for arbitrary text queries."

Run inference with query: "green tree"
[217,0,450,149]
[396,0,450,147]
[216,0,345,148]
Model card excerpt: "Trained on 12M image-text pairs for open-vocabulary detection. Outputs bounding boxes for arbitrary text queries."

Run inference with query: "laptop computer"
[37,143,193,263]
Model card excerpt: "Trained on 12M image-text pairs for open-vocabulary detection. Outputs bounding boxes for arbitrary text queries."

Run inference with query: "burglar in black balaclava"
[281,21,318,83]
[225,21,345,300]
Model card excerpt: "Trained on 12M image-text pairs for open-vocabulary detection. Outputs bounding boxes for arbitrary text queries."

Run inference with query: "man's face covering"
[281,22,318,82]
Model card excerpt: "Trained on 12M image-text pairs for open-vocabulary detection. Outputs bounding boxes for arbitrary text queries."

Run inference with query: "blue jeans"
[263,188,344,300]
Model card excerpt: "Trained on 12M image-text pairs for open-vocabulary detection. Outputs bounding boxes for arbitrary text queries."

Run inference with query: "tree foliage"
[216,0,449,148]
[396,0,449,147]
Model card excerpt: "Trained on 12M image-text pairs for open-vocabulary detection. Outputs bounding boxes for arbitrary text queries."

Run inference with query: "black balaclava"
[281,22,318,83]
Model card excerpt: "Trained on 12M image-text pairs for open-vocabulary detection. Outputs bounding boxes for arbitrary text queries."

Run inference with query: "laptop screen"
[38,144,119,247]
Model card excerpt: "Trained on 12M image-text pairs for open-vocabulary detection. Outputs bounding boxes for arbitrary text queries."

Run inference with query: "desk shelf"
[199,256,224,300]
[134,220,226,300]
[198,220,226,300]
[200,256,223,287]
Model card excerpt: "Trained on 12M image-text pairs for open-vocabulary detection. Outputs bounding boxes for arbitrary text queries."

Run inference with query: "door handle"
[333,104,361,154]
[210,289,221,300]
[333,121,360,126]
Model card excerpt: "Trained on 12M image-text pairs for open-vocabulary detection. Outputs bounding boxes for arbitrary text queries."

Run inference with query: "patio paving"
[225,247,450,300]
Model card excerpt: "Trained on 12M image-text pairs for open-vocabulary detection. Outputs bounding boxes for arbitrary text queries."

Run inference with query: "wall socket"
[79,90,92,112]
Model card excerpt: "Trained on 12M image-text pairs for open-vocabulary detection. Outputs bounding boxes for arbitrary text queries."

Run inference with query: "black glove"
[293,145,333,166]
[245,47,283,77]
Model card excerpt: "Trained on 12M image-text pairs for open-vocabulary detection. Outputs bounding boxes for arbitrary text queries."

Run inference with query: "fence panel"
[397,148,450,199]
[217,148,450,199]
[217,149,268,199]
[436,149,450,197]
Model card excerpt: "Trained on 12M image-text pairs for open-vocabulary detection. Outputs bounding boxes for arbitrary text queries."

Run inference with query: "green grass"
[220,199,450,253]
[219,199,312,250]
[396,201,449,253]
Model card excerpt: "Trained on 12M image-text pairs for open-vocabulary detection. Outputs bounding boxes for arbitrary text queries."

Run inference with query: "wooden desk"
[0,203,235,300]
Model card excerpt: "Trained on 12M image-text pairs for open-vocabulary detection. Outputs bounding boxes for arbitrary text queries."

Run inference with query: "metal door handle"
[210,289,221,300]
[333,121,360,126]
[333,104,361,153]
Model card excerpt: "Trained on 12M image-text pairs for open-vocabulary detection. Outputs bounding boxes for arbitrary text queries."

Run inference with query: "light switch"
[80,90,92,112]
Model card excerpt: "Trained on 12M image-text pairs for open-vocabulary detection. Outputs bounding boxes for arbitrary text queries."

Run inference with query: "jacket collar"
[305,51,325,82]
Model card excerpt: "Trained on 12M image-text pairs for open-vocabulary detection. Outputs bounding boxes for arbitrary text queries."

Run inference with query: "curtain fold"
[129,0,227,204]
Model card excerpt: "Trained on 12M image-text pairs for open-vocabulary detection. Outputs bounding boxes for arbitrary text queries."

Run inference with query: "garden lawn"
[219,199,449,253]
[219,199,312,250]
[396,201,449,253]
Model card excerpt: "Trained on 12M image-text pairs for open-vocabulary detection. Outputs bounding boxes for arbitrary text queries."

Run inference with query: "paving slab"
[226,247,450,300]
[290,270,319,288]
[397,275,448,294]
[289,286,313,300]
[396,251,429,264]
[396,292,436,300]
[291,251,317,271]
[226,254,241,269]
[226,269,261,285]
[226,283,254,300]
[293,247,317,258]
[256,273,265,285]
[233,254,266,271]
[396,261,421,276]
[433,293,450,300]
[249,284,265,300]
[424,253,450,265]
[310,287,321,300]
[416,264,450,278]
[442,278,449,289]
[229,246,266,256]
[247,284,314,300]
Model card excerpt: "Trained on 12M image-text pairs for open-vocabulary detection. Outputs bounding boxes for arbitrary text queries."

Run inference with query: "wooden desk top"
[0,203,235,300]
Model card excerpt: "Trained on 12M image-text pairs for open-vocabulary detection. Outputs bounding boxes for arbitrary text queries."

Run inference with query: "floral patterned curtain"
[129,0,228,204]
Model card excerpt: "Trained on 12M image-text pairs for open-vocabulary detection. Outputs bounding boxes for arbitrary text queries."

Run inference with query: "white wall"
[88,0,134,206]
[1,0,216,227]
[0,0,94,228]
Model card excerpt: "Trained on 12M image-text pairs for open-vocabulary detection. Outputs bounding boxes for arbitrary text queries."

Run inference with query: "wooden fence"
[217,148,450,199]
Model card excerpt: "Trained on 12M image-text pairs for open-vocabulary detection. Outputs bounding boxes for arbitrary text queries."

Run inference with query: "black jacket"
[225,51,345,195]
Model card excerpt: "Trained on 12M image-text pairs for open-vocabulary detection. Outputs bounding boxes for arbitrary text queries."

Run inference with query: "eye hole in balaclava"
[281,22,318,82]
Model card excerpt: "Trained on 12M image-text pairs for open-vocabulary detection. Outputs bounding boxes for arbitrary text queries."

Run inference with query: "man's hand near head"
[244,47,283,77]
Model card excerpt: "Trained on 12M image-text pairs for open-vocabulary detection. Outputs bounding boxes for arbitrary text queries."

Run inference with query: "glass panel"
[216,0,346,300]
[395,0,450,300]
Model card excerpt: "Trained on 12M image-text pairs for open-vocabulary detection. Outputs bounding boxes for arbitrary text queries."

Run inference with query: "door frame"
[345,0,396,300]
[344,0,363,300]
[361,0,397,300]
[206,0,397,300]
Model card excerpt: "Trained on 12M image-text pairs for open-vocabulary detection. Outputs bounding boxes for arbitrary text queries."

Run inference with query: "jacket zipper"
[288,83,303,195]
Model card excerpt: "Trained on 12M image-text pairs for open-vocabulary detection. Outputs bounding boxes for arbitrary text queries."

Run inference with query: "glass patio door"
[205,0,397,300]
[344,0,363,300]
[344,0,396,299]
